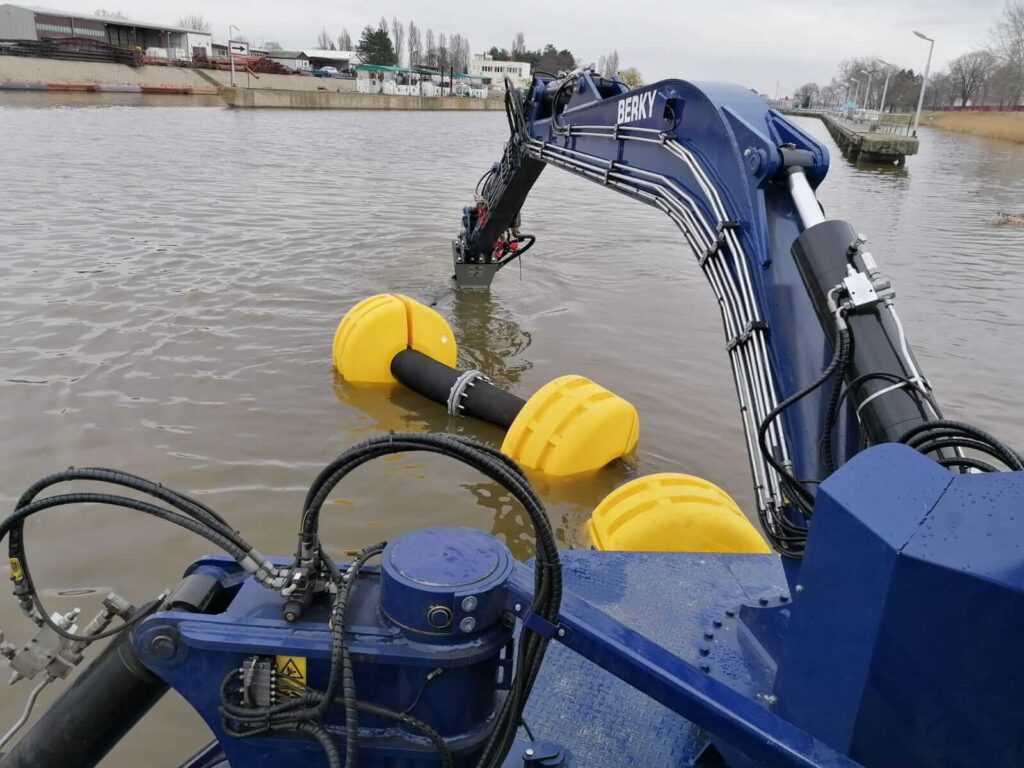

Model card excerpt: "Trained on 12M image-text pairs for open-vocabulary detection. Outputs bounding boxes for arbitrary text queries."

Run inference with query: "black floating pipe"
[0,627,167,768]
[391,349,526,429]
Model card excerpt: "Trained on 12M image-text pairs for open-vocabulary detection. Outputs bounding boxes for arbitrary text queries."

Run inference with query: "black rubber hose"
[3,493,249,644]
[0,608,167,768]
[390,349,526,429]
[822,329,853,474]
[356,700,454,768]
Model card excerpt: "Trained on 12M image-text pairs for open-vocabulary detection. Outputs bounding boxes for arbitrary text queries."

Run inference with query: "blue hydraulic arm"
[453,73,944,558]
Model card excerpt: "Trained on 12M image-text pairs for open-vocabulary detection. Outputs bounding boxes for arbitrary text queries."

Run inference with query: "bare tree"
[379,16,388,34]
[438,31,448,73]
[795,82,821,107]
[926,71,953,108]
[264,41,282,51]
[511,31,525,59]
[316,28,333,50]
[95,8,129,19]
[391,18,405,66]
[176,14,210,32]
[606,50,619,77]
[425,28,436,68]
[597,55,606,76]
[989,60,1024,105]
[338,29,352,51]
[619,67,644,88]
[407,21,421,66]
[992,0,1024,95]
[450,34,470,72]
[949,50,996,105]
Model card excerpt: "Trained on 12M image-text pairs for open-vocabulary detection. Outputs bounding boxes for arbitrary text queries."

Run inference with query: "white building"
[0,4,211,58]
[265,50,310,72]
[469,53,530,89]
[303,49,360,71]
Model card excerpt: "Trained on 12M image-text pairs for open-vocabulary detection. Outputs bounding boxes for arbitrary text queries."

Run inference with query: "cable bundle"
[898,420,1024,474]
[2,467,268,644]
[294,432,561,768]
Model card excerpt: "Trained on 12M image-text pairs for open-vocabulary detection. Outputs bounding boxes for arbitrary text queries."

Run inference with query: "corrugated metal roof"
[266,50,305,59]
[302,49,359,61]
[0,3,210,33]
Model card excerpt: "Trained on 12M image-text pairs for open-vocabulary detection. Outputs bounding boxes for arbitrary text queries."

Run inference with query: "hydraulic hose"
[0,607,167,768]
[390,349,526,428]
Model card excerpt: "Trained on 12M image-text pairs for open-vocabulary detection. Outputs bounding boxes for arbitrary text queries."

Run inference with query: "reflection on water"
[0,90,224,109]
[447,289,534,389]
[0,98,1023,764]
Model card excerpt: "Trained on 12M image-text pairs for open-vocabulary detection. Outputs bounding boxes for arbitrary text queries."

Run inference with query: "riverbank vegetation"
[923,110,1024,143]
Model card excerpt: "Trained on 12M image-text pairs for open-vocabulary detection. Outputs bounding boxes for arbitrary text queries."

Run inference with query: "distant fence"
[772,103,916,136]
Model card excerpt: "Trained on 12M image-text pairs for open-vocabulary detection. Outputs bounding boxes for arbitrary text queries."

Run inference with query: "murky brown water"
[1,95,1023,763]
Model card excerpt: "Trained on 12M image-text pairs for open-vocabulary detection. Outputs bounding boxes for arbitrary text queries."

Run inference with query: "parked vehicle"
[312,66,339,78]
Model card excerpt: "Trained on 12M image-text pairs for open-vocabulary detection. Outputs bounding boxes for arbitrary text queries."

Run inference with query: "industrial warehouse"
[0,4,213,58]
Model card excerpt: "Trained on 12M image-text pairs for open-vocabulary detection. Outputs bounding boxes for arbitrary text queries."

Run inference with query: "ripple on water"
[0,102,1023,762]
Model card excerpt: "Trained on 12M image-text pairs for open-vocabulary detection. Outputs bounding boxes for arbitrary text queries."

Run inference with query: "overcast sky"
[73,0,1008,94]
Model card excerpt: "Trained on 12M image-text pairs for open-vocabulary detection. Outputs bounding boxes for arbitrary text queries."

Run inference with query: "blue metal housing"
[381,527,513,641]
[135,528,517,767]
[774,445,1024,766]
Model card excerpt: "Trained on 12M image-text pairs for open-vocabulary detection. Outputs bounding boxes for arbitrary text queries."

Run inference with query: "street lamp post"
[876,58,894,115]
[912,30,935,137]
[860,69,873,110]
[411,47,421,96]
[228,25,239,87]
[849,78,861,108]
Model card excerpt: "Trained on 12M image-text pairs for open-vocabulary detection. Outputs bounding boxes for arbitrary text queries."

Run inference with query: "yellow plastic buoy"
[587,473,770,553]
[333,294,456,384]
[501,375,639,477]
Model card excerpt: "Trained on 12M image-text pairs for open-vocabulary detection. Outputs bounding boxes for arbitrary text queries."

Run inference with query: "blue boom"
[454,72,946,561]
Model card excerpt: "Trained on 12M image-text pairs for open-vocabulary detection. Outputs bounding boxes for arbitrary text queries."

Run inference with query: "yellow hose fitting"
[333,294,457,384]
[501,375,639,477]
[587,473,770,553]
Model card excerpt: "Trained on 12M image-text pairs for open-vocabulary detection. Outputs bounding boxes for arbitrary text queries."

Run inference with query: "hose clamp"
[447,369,489,416]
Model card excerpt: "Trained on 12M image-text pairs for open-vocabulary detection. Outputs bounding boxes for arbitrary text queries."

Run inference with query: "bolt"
[427,606,453,629]
[461,595,478,612]
[459,617,477,633]
[779,595,789,603]
[525,748,535,758]
[557,627,566,638]
[795,584,805,593]
[712,619,722,628]
[758,597,769,606]
[699,663,710,673]
[763,694,778,706]
[149,634,178,661]
[514,603,522,613]
[725,609,735,618]
[703,631,714,641]
[699,647,710,657]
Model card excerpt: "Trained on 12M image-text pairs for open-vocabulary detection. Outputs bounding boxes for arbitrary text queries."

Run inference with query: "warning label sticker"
[275,655,307,698]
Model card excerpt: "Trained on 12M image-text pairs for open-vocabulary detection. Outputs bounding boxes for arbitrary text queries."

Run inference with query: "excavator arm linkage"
[452,73,937,557]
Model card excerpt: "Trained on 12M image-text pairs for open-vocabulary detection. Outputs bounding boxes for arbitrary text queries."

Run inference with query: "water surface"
[1,98,1022,763]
